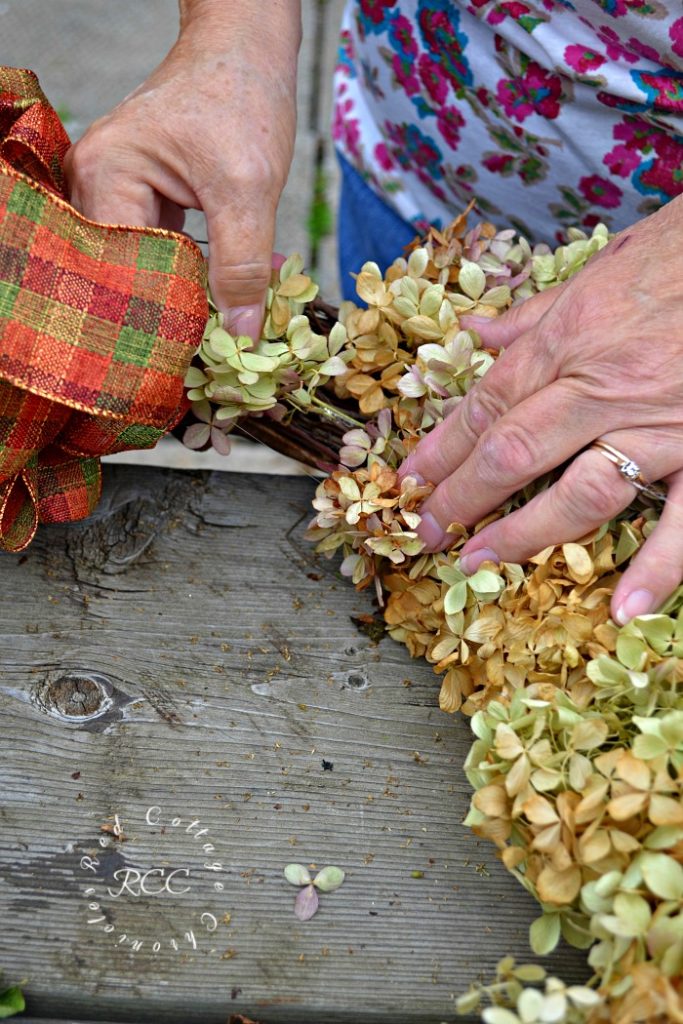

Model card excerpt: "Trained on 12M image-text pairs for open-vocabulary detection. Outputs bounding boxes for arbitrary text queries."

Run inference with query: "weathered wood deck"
[0,466,589,1022]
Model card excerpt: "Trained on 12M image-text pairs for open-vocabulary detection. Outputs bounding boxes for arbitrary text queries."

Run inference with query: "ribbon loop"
[0,67,69,193]
[0,66,208,552]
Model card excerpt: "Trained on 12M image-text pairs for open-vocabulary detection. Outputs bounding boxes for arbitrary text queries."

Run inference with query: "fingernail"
[227,304,263,342]
[400,467,426,487]
[614,588,655,626]
[398,455,422,484]
[460,547,500,575]
[417,511,448,551]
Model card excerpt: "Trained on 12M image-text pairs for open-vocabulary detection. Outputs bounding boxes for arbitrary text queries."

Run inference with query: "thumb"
[460,282,564,349]
[203,198,276,343]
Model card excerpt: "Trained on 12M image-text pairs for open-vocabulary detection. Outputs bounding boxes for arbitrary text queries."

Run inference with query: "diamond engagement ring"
[590,440,667,502]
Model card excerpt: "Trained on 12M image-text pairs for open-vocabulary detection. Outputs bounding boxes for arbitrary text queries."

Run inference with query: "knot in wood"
[40,672,111,721]
[50,675,102,716]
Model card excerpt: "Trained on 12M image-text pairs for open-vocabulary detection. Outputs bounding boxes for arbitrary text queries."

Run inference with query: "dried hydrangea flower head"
[183,257,352,450]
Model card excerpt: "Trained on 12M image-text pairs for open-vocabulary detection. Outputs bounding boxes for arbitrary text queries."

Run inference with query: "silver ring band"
[590,441,667,502]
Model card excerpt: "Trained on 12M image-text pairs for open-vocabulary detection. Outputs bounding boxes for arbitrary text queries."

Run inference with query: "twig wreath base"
[181,211,683,1024]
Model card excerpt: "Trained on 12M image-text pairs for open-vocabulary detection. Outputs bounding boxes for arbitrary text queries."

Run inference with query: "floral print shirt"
[333,0,683,240]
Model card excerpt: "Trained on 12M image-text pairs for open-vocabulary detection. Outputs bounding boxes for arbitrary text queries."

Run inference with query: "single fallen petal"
[284,863,312,887]
[210,426,233,456]
[182,422,211,450]
[313,865,345,892]
[294,883,319,921]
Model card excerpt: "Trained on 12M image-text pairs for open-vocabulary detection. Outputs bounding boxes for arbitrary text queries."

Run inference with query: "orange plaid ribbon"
[0,67,208,552]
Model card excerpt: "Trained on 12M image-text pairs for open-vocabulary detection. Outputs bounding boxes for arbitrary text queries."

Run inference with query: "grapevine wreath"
[181,212,683,1024]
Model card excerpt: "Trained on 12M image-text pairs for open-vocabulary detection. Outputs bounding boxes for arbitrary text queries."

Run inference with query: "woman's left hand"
[399,196,683,625]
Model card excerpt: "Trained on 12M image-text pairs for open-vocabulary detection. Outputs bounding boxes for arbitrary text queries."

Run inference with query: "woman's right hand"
[64,0,302,340]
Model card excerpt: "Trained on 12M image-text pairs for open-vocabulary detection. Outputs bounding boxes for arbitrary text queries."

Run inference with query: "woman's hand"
[64,0,301,340]
[399,196,683,625]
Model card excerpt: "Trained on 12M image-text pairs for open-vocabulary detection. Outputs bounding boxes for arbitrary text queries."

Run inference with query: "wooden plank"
[0,466,587,1022]
[104,434,314,477]
[17,1018,284,1024]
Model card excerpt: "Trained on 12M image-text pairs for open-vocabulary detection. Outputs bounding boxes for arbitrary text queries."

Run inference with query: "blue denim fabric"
[337,151,416,301]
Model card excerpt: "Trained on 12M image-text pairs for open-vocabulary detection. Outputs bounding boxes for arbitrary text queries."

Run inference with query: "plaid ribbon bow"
[0,67,208,552]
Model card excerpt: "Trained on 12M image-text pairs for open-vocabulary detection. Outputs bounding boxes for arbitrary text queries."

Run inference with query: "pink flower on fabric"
[640,131,683,200]
[417,2,473,89]
[627,38,661,63]
[436,106,465,150]
[496,78,533,121]
[419,52,449,104]
[482,152,515,173]
[670,17,683,60]
[359,0,398,26]
[499,1,533,16]
[613,118,647,146]
[389,14,419,56]
[333,98,361,160]
[483,0,532,26]
[595,25,638,64]
[419,5,462,53]
[383,120,445,182]
[374,142,395,171]
[633,70,683,113]
[604,143,642,177]
[392,54,420,95]
[602,115,683,201]
[564,44,605,74]
[496,61,563,122]
[579,174,623,208]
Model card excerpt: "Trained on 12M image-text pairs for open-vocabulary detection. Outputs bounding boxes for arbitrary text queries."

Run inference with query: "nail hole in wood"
[344,671,369,691]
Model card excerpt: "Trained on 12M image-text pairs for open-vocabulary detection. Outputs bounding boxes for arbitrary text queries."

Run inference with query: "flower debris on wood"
[284,863,345,921]
[183,210,682,1024]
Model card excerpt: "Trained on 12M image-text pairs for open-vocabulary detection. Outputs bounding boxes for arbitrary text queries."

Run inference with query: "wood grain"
[0,466,588,1023]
